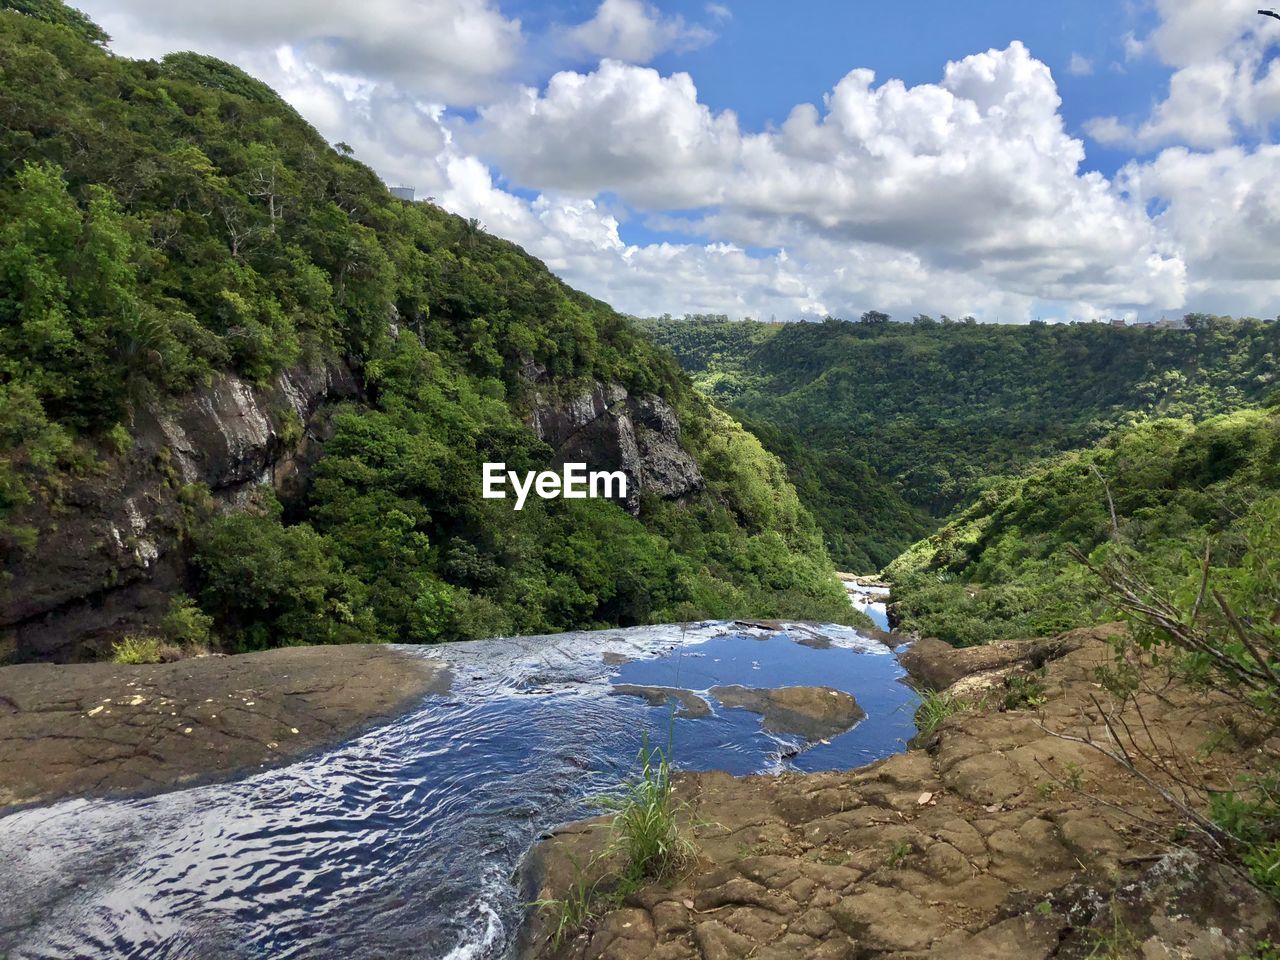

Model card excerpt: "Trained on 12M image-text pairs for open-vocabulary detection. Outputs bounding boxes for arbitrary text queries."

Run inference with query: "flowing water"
[0,621,918,960]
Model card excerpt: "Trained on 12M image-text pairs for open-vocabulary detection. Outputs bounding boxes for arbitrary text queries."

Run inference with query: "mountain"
[0,2,851,662]
[644,315,1280,568]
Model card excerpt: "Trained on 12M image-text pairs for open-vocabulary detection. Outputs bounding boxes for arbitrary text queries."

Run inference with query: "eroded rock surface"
[0,644,448,809]
[524,626,1280,959]
[529,381,703,513]
[610,684,712,718]
[2,362,359,664]
[710,685,865,741]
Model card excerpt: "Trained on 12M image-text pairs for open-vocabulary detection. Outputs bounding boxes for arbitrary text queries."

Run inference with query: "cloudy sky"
[78,0,1280,322]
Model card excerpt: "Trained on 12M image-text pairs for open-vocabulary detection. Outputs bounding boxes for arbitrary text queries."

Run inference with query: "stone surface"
[2,362,359,664]
[529,381,703,513]
[609,684,711,718]
[709,685,866,741]
[524,626,1280,959]
[0,644,448,809]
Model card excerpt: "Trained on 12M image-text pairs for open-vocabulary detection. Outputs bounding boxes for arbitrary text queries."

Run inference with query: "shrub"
[111,635,166,664]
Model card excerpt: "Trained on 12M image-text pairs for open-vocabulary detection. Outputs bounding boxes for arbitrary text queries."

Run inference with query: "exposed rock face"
[529,381,703,513]
[710,685,866,741]
[524,627,1280,959]
[1,362,359,664]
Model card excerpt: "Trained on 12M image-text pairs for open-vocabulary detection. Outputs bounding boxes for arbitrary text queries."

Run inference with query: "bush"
[111,635,167,664]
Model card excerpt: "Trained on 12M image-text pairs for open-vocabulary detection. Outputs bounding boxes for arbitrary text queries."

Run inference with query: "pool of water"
[0,621,917,960]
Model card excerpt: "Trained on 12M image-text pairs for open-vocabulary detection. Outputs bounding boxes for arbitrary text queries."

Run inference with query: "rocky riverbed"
[522,624,1280,959]
[0,645,450,809]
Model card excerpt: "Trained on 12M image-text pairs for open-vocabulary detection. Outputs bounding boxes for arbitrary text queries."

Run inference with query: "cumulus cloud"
[466,44,1186,314]
[1086,0,1280,150]
[467,61,741,208]
[77,0,524,105]
[1118,145,1280,314]
[563,0,714,63]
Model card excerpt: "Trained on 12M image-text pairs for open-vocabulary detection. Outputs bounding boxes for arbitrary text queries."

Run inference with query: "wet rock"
[709,685,865,741]
[609,684,711,718]
[0,645,448,809]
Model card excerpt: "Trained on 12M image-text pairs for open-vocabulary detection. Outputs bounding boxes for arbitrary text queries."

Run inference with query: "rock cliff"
[1,363,359,664]
[529,381,704,513]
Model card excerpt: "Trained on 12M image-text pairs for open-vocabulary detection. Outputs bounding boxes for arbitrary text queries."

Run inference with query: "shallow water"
[0,621,917,960]
[845,582,892,631]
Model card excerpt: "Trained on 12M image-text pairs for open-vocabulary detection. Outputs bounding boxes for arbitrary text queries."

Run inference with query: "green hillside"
[645,315,1280,568]
[886,404,1280,647]
[0,2,852,653]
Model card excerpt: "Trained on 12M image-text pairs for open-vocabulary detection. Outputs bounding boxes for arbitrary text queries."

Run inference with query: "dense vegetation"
[885,404,1280,647]
[644,315,1280,568]
[0,2,852,651]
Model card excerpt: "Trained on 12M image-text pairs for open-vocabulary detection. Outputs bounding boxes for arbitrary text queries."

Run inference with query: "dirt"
[0,644,450,810]
[709,686,865,741]
[522,625,1280,959]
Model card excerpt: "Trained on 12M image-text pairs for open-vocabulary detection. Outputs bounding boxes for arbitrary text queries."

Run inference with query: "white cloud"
[1086,0,1280,150]
[467,61,741,208]
[1068,53,1094,76]
[466,44,1186,315]
[1119,145,1280,314]
[77,0,524,106]
[563,0,714,63]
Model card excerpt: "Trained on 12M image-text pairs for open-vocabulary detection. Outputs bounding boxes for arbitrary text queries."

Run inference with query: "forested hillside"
[0,2,851,660]
[885,404,1280,646]
[646,315,1280,568]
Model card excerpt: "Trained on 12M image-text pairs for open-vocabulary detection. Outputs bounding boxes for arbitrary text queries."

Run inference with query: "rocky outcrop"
[0,644,450,809]
[710,685,866,741]
[1,362,359,664]
[529,382,703,513]
[524,627,1280,959]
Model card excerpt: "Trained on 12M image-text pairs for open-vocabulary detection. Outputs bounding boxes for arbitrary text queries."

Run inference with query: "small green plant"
[531,855,600,948]
[1002,670,1047,710]
[1240,939,1280,960]
[599,737,692,884]
[885,839,913,868]
[111,635,166,664]
[914,689,966,735]
[1064,761,1085,791]
[1244,843,1280,900]
[1085,898,1140,959]
[1034,899,1054,916]
[1037,781,1058,799]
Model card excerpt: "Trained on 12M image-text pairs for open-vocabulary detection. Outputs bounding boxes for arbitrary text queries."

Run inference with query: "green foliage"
[191,498,377,651]
[0,4,853,647]
[646,316,1280,568]
[111,635,164,664]
[885,409,1280,646]
[1212,774,1280,900]
[913,689,967,735]
[1001,671,1047,710]
[598,737,692,885]
[1,0,107,43]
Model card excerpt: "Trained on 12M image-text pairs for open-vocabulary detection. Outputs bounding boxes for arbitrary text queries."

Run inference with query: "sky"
[75,0,1280,323]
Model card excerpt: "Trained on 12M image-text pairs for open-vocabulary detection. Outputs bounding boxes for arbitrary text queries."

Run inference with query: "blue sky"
[83,0,1280,322]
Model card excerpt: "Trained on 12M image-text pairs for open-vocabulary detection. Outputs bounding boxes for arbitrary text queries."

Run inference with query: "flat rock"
[609,684,711,718]
[709,685,865,741]
[0,644,449,809]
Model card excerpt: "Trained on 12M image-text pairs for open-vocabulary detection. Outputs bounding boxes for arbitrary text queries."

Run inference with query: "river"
[0,620,918,959]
